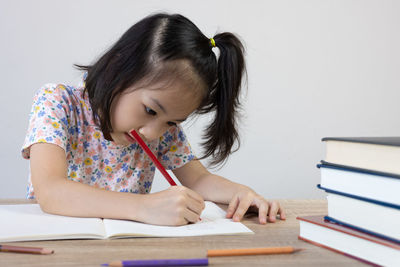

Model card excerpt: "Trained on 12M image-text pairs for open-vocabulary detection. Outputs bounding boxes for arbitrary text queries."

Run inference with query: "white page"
[103,201,254,238]
[0,204,105,242]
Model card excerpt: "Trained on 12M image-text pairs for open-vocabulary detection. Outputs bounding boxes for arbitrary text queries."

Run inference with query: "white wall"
[1,0,399,199]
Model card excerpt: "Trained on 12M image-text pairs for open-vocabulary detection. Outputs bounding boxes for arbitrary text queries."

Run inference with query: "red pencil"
[127,130,177,186]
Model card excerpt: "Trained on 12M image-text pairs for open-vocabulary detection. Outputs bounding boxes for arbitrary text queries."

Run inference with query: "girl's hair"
[75,13,246,166]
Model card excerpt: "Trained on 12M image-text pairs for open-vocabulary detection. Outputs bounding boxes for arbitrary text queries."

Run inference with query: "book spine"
[317,184,400,210]
[298,236,381,267]
[324,216,400,244]
[318,161,400,179]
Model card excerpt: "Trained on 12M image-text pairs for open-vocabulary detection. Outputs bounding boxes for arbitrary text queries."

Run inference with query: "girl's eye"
[145,106,176,126]
[145,106,157,116]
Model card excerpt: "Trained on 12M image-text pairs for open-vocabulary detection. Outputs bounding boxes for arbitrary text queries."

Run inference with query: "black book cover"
[321,137,400,146]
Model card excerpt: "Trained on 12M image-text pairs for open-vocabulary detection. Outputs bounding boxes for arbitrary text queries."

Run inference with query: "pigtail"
[199,32,246,166]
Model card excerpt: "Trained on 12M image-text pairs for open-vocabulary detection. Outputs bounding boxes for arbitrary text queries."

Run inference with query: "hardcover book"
[318,161,400,205]
[322,136,400,174]
[297,215,400,267]
[318,185,400,243]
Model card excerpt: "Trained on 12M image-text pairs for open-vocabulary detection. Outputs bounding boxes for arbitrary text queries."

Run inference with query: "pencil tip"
[41,248,54,255]
[293,248,305,253]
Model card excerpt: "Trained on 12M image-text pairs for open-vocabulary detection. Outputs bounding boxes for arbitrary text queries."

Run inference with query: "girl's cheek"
[112,114,132,132]
[126,113,147,131]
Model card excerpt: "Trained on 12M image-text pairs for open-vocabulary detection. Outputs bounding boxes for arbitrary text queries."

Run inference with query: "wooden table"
[0,199,365,266]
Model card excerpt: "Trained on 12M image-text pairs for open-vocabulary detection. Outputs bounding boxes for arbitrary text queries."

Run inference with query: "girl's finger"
[226,196,239,218]
[278,204,286,220]
[184,207,202,224]
[267,201,279,222]
[186,194,205,216]
[257,201,269,224]
[232,198,252,222]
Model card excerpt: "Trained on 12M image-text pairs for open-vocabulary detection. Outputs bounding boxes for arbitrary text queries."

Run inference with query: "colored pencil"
[102,258,209,267]
[128,130,177,186]
[207,246,303,257]
[0,244,54,255]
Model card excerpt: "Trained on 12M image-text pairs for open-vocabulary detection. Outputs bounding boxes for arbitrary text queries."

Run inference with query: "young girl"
[22,13,285,226]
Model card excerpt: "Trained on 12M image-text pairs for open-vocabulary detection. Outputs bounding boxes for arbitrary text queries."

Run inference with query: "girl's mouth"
[125,132,135,143]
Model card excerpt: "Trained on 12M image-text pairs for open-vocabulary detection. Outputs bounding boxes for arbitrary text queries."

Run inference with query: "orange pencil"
[207,246,303,257]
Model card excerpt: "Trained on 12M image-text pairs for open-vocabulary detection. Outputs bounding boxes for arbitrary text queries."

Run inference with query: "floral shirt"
[21,82,195,199]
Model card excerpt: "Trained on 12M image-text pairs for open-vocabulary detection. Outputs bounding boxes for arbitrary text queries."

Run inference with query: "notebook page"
[0,204,106,242]
[103,201,253,238]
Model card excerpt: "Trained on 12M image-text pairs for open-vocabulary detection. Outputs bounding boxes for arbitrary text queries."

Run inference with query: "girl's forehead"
[147,59,206,95]
[144,80,203,109]
[134,73,205,101]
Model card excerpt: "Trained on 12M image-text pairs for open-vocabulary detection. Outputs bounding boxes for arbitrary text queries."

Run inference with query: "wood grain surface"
[0,199,366,266]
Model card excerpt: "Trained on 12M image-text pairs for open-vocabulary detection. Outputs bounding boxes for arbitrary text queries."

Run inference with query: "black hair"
[75,13,246,166]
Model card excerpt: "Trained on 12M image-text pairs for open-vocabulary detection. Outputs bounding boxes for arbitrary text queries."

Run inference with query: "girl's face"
[109,78,202,146]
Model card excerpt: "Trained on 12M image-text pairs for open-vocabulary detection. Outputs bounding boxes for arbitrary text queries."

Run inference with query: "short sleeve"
[21,84,71,159]
[157,125,195,170]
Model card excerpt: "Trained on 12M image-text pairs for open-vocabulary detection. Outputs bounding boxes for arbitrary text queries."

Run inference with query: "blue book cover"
[318,161,400,180]
[317,185,400,210]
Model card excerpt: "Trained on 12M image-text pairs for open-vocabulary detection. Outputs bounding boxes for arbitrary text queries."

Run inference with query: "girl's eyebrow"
[150,97,187,122]
[150,97,166,113]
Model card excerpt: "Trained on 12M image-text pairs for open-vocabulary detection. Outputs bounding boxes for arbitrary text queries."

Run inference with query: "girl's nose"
[138,123,163,142]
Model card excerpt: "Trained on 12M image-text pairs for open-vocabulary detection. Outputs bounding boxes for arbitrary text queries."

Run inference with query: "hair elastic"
[210,38,216,48]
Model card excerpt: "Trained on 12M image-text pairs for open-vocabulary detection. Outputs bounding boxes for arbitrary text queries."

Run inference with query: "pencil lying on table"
[0,244,54,255]
[207,246,303,257]
[102,258,209,267]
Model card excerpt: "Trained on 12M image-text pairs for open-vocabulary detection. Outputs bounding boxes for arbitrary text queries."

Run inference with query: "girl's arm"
[173,160,286,224]
[30,143,148,220]
[30,143,204,226]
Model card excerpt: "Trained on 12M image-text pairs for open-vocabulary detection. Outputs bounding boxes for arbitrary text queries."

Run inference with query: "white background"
[1,0,399,199]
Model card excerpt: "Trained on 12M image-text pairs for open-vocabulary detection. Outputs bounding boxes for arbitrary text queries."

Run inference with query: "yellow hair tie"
[210,38,216,48]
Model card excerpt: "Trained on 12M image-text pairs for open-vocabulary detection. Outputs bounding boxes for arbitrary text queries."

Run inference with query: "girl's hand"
[141,186,205,226]
[225,186,286,224]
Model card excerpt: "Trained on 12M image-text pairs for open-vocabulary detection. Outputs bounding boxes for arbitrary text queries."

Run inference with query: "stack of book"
[297,137,400,266]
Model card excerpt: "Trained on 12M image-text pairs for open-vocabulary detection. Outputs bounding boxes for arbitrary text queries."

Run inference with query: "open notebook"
[0,201,253,242]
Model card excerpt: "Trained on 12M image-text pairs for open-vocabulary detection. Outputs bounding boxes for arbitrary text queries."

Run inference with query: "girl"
[22,13,285,226]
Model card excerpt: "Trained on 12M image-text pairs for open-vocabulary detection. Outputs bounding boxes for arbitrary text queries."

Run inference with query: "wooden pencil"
[207,246,303,257]
[0,244,54,255]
